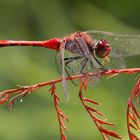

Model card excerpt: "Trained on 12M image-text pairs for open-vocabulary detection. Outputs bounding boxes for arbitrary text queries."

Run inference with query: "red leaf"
[131,103,140,118]
[129,123,140,132]
[95,116,114,126]
[82,97,99,105]
[61,133,67,140]
[99,126,122,139]
[129,111,140,131]
[86,106,104,116]
[0,94,9,104]
[130,132,140,140]
[58,111,68,121]
[61,122,68,132]
[127,79,140,140]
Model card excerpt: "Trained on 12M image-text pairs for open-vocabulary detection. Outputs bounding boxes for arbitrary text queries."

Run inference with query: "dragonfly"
[0,30,140,99]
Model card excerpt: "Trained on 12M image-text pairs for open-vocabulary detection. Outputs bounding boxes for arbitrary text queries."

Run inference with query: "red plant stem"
[0,38,60,50]
[78,81,122,140]
[102,68,140,76]
[52,86,65,140]
[79,91,107,140]
[127,104,131,139]
[0,68,140,98]
[126,79,140,140]
[0,68,139,140]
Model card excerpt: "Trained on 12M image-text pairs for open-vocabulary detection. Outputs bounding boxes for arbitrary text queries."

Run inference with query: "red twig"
[49,83,68,140]
[127,79,140,140]
[0,68,140,103]
[0,68,139,140]
[79,80,122,140]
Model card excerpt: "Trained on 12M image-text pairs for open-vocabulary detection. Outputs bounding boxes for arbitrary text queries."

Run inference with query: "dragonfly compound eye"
[95,39,112,58]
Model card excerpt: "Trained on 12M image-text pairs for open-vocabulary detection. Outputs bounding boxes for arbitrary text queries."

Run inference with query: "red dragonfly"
[0,31,140,98]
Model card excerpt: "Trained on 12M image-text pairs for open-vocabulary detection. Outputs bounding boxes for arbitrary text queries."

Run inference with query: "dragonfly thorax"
[63,32,94,55]
[64,39,84,55]
[62,32,112,62]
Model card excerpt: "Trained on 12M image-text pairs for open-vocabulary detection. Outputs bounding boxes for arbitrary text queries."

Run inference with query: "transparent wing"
[56,37,103,87]
[101,55,126,69]
[56,47,94,76]
[57,46,69,101]
[56,50,81,75]
[86,30,140,57]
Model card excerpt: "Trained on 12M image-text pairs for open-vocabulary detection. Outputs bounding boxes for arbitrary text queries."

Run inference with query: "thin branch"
[0,68,140,107]
[79,80,122,140]
[127,79,140,140]
[0,68,139,140]
[49,83,68,140]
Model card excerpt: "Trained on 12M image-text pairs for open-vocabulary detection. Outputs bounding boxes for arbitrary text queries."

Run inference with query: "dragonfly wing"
[56,51,62,74]
[58,46,69,101]
[104,54,126,69]
[56,46,84,87]
[86,30,140,57]
[58,36,103,87]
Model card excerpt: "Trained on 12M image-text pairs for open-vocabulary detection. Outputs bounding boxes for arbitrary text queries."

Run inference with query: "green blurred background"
[0,0,139,140]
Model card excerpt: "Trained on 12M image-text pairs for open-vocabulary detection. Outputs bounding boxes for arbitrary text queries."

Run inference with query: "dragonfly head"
[95,39,112,58]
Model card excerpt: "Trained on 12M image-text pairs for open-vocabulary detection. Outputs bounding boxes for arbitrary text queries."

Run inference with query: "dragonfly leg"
[64,56,83,61]
[93,55,108,71]
[65,59,75,74]
[89,59,94,69]
[64,56,83,73]
[80,57,88,74]
[64,56,83,86]
[64,67,78,86]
